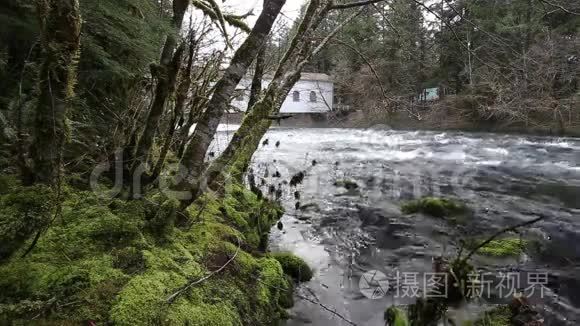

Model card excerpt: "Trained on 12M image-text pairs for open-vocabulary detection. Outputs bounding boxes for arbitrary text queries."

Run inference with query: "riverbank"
[224,105,580,137]
[0,176,310,324]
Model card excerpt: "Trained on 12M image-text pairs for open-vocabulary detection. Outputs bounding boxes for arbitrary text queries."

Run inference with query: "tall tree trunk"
[206,2,361,188]
[130,0,189,173]
[29,0,81,185]
[179,0,286,193]
[247,46,266,110]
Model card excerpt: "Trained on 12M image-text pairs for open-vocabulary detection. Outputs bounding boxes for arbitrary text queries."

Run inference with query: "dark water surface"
[213,127,580,325]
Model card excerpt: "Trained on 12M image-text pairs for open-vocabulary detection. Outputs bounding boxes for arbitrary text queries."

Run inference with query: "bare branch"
[327,38,388,98]
[538,0,580,15]
[329,0,388,10]
[462,214,547,263]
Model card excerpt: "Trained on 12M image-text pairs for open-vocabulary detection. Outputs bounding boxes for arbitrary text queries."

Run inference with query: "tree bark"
[152,35,198,180]
[29,0,81,185]
[204,0,327,183]
[179,0,286,193]
[247,45,266,111]
[207,2,362,186]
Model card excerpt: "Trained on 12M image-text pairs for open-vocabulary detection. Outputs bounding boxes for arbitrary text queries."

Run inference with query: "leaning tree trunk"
[29,0,81,185]
[130,0,189,174]
[206,2,363,187]
[179,0,286,194]
[202,0,328,187]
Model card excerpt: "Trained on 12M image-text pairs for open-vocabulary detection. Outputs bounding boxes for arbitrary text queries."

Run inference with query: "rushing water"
[213,127,580,326]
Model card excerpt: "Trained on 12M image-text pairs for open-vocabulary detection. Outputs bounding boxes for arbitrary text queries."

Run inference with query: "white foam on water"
[474,160,503,166]
[483,147,509,156]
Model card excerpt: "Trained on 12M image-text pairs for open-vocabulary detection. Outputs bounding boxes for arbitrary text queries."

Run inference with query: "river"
[213,126,580,326]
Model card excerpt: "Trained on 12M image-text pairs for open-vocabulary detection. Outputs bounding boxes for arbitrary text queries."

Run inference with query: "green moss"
[166,301,240,325]
[401,197,468,219]
[474,305,511,326]
[384,306,409,326]
[0,185,53,261]
[0,174,19,195]
[269,252,313,282]
[0,181,292,324]
[471,238,527,258]
[143,194,180,237]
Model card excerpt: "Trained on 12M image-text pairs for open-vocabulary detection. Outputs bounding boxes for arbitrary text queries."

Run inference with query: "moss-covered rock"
[0,179,296,325]
[401,197,468,219]
[269,252,313,282]
[469,238,527,258]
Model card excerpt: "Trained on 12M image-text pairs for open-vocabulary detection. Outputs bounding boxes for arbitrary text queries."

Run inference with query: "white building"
[231,73,334,114]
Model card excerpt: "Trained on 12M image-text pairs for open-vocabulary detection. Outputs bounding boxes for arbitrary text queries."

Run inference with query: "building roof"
[300,73,332,82]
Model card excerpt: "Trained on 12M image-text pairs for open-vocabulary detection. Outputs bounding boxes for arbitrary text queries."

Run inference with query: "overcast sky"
[222,0,306,26]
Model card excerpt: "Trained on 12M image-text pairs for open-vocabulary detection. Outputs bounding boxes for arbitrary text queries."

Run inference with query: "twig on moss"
[461,214,547,263]
[166,235,241,304]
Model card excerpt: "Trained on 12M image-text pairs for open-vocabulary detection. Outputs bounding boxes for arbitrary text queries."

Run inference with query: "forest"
[0,0,579,325]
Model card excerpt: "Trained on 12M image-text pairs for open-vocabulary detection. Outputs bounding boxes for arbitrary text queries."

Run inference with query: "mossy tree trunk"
[29,0,81,185]
[179,0,287,194]
[130,0,189,175]
[206,1,364,187]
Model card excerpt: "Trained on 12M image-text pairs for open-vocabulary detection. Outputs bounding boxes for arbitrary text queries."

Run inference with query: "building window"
[309,91,317,103]
[293,91,300,102]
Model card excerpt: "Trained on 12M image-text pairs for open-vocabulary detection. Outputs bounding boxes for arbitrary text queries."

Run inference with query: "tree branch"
[461,214,547,263]
[538,0,580,15]
[329,0,388,10]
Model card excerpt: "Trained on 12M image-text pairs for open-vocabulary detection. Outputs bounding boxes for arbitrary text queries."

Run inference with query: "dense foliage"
[300,0,580,133]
